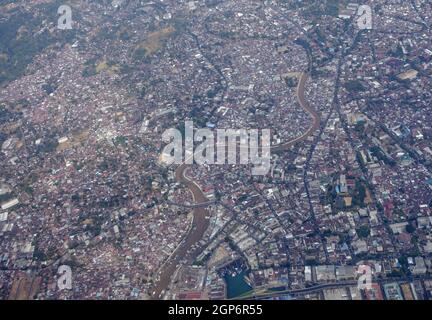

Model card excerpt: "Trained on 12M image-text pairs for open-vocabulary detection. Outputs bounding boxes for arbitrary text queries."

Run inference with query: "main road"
[150,71,320,299]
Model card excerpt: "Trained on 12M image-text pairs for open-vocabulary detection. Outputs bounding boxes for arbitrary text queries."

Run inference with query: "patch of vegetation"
[42,82,57,95]
[133,26,176,62]
[356,225,371,238]
[325,0,341,17]
[344,80,366,92]
[37,138,59,154]
[113,135,128,146]
[0,0,78,85]
[0,192,14,203]
[352,180,367,207]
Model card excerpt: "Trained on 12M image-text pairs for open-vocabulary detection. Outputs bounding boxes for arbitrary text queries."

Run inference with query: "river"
[150,71,320,299]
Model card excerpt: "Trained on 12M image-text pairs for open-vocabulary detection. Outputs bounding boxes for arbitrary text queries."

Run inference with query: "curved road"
[150,72,320,299]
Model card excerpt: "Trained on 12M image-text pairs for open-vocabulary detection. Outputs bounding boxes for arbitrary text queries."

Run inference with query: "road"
[244,275,432,300]
[150,71,320,299]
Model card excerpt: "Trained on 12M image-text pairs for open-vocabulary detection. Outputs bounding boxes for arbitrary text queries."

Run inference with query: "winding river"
[150,71,320,299]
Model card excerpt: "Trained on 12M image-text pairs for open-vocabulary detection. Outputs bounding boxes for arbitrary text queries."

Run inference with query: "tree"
[356,226,371,238]
[406,224,416,234]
